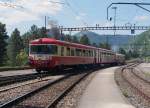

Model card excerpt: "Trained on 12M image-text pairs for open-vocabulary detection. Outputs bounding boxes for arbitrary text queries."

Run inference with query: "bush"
[16,50,28,66]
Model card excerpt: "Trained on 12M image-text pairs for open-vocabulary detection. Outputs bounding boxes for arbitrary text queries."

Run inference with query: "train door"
[98,50,100,63]
[99,50,102,63]
[97,50,99,63]
[96,50,99,64]
[94,50,96,64]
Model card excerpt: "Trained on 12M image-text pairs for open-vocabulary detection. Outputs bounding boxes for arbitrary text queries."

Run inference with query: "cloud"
[134,15,149,22]
[75,12,87,21]
[93,21,113,27]
[0,0,62,25]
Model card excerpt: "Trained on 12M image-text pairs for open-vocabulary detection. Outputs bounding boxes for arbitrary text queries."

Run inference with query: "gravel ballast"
[114,67,150,108]
[0,76,63,106]
[56,70,97,108]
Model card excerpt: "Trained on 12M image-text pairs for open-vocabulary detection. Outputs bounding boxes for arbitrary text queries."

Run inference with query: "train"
[29,38,125,72]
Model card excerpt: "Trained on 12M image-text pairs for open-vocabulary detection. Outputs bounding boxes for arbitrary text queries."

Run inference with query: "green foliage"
[119,48,128,59]
[38,27,48,38]
[99,42,111,50]
[122,90,129,97]
[119,48,126,55]
[7,28,23,66]
[22,25,48,53]
[0,22,8,66]
[64,34,72,42]
[16,50,28,66]
[72,36,79,43]
[92,43,98,47]
[80,34,90,45]
[126,30,150,59]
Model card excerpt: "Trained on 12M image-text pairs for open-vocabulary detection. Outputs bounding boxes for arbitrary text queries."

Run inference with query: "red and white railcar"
[29,38,124,72]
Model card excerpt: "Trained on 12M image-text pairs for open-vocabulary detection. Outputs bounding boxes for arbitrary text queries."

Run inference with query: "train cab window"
[51,45,58,55]
[61,47,64,56]
[30,45,58,55]
[67,47,70,56]
[71,48,75,56]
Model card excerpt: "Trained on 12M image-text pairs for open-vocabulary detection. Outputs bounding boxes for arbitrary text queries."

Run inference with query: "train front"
[29,38,57,72]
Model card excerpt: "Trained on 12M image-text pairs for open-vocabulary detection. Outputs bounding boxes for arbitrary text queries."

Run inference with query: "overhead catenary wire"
[64,0,88,26]
[48,0,66,5]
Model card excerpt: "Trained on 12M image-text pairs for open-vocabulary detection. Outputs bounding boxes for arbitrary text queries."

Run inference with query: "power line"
[48,0,66,5]
[64,0,88,26]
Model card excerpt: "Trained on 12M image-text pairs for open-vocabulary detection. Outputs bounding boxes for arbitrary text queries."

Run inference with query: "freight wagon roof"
[30,38,114,53]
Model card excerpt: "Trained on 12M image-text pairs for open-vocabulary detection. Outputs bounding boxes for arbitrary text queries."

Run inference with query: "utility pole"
[45,16,47,32]
[112,7,117,36]
[107,2,150,20]
[144,41,146,62]
[106,35,109,49]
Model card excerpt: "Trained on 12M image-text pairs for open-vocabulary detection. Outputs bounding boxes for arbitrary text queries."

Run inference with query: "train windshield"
[30,45,57,55]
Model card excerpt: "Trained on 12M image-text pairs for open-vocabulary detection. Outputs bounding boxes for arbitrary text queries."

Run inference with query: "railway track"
[121,63,150,103]
[0,68,93,108]
[0,75,60,93]
[0,67,74,87]
[0,73,50,87]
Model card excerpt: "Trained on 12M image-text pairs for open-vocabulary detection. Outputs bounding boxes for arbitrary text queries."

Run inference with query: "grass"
[0,65,31,72]
[122,90,129,97]
[144,72,150,77]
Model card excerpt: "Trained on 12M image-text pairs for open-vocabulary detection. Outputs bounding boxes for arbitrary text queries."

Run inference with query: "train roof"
[30,38,114,53]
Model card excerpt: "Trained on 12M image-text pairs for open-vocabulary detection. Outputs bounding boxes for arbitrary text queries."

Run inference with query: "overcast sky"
[0,0,150,35]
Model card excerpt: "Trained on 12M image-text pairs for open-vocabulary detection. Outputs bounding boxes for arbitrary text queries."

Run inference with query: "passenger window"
[61,47,64,56]
[91,50,93,57]
[83,50,86,56]
[67,47,70,56]
[76,49,82,56]
[89,50,91,57]
[85,50,88,57]
[71,48,75,56]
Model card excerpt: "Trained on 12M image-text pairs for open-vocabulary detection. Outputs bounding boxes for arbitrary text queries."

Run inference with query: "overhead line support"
[107,2,150,20]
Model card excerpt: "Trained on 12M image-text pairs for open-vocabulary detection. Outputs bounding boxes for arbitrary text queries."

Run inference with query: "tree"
[38,27,48,38]
[64,34,72,42]
[22,25,48,53]
[119,48,126,55]
[92,43,98,47]
[30,25,39,39]
[80,35,90,45]
[72,36,79,43]
[0,22,8,66]
[99,42,111,50]
[119,48,129,59]
[8,28,23,66]
[16,49,28,66]
[22,32,30,53]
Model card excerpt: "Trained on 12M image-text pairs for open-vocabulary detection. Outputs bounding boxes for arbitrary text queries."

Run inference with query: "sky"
[0,0,150,35]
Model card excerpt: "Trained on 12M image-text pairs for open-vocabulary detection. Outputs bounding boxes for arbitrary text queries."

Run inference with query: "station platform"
[78,67,135,108]
[0,69,36,77]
